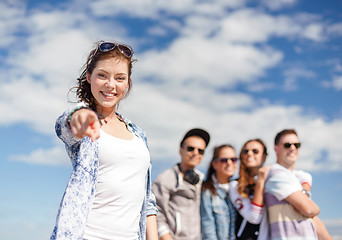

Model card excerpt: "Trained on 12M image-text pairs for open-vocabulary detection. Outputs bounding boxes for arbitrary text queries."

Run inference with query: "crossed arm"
[285,182,331,240]
[285,191,320,218]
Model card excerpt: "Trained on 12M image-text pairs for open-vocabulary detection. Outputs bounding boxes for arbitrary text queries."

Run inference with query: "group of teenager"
[153,128,331,240]
[49,40,331,240]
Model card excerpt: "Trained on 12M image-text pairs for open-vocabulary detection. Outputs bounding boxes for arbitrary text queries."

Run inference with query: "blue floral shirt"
[50,104,157,240]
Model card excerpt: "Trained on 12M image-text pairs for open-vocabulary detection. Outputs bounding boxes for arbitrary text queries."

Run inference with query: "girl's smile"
[87,57,129,115]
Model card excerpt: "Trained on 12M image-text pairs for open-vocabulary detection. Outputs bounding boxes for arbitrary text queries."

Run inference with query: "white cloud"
[246,82,275,92]
[293,12,322,24]
[262,0,297,10]
[1,0,341,173]
[323,218,342,227]
[283,77,298,91]
[181,15,221,37]
[1,2,342,240]
[118,83,342,172]
[332,75,342,90]
[282,68,315,91]
[217,9,280,43]
[334,62,342,72]
[0,76,67,134]
[147,26,169,37]
[0,0,26,47]
[0,2,135,133]
[322,75,342,91]
[8,31,90,79]
[327,22,342,37]
[9,145,68,165]
[323,218,342,239]
[4,8,129,79]
[214,9,327,44]
[136,37,283,88]
[14,80,342,172]
[88,0,246,19]
[326,58,342,72]
[302,23,325,42]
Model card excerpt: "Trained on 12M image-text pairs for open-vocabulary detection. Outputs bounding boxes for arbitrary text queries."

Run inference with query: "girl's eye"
[117,76,127,81]
[98,73,106,78]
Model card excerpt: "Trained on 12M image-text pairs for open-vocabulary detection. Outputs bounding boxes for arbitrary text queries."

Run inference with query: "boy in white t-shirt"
[264,129,331,240]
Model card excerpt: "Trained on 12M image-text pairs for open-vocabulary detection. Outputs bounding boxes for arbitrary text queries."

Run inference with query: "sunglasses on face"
[242,149,260,155]
[215,157,238,163]
[185,146,205,155]
[283,142,301,149]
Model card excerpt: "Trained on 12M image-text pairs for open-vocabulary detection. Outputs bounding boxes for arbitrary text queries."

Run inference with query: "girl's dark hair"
[202,144,235,196]
[70,41,136,111]
[237,138,267,198]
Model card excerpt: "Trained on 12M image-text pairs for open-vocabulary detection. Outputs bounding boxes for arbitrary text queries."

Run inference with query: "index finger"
[89,120,101,142]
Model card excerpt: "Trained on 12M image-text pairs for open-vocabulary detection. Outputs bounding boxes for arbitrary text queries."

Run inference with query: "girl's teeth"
[103,92,114,97]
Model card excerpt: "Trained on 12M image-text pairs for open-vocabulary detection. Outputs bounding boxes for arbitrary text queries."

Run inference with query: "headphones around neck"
[178,164,200,185]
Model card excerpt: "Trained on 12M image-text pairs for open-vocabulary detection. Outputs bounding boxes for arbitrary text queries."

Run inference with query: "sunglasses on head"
[215,157,238,163]
[283,142,301,149]
[97,42,133,58]
[79,42,133,79]
[242,149,259,155]
[186,146,205,155]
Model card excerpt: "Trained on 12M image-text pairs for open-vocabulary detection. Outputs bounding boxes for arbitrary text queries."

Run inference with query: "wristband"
[67,106,92,125]
[251,202,263,208]
[302,189,312,198]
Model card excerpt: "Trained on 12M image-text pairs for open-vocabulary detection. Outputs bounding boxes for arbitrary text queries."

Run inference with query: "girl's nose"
[106,78,115,89]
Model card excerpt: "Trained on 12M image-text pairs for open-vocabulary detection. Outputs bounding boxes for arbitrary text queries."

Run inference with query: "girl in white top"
[53,41,158,240]
[229,139,270,240]
[84,130,150,239]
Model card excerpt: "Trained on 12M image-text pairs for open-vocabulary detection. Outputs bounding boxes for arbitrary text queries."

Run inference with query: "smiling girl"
[200,144,238,240]
[229,139,270,240]
[50,41,158,240]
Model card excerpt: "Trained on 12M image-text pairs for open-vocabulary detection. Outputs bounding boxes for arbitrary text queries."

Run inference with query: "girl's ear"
[86,72,91,84]
[212,160,218,171]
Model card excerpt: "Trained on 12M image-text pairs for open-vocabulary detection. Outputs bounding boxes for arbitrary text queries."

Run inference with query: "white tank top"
[84,129,150,240]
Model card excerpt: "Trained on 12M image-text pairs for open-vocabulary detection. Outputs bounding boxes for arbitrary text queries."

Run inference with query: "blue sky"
[1,0,342,239]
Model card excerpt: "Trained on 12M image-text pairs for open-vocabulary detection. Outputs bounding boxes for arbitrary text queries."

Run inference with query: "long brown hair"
[70,41,136,111]
[237,139,267,198]
[202,144,235,195]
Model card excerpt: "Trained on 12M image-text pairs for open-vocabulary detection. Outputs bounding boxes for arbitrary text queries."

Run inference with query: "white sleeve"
[265,166,302,201]
[294,170,312,187]
[229,181,263,224]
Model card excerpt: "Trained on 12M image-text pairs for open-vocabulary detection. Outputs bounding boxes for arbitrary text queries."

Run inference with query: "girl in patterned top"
[50,41,158,240]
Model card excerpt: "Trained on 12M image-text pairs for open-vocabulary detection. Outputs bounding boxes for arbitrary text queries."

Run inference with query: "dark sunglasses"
[242,149,259,155]
[186,146,205,155]
[97,42,133,58]
[283,142,301,149]
[216,157,238,163]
